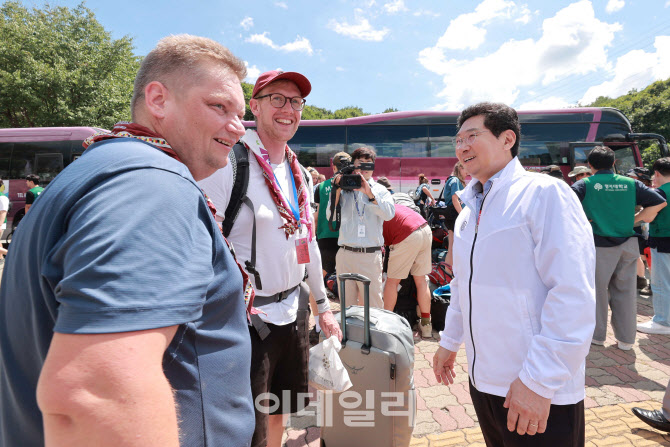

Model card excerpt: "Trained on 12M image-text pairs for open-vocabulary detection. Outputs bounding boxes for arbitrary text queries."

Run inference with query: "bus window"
[35,153,64,183]
[9,141,72,182]
[518,141,569,166]
[429,125,457,157]
[0,143,11,179]
[573,145,596,164]
[597,122,632,141]
[613,146,636,174]
[520,123,591,166]
[289,126,345,167]
[569,143,636,174]
[347,125,428,158]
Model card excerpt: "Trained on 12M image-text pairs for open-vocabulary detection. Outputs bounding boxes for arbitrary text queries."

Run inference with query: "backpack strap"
[222,143,262,290]
[222,143,250,237]
[242,195,262,290]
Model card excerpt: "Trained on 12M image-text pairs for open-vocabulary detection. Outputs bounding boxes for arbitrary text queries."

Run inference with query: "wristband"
[316,298,331,314]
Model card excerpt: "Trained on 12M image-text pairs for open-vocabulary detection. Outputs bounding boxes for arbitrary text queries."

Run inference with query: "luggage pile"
[430,284,451,332]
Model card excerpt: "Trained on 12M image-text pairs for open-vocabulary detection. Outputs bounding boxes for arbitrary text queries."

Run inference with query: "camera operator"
[327,147,395,308]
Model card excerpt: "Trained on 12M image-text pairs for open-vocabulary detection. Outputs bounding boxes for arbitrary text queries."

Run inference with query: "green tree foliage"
[587,78,670,169]
[0,1,140,128]
[301,105,334,120]
[383,107,399,113]
[333,106,367,119]
[242,81,254,121]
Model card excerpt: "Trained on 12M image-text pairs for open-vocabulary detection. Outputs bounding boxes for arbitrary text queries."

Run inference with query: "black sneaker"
[640,285,652,296]
[637,276,648,290]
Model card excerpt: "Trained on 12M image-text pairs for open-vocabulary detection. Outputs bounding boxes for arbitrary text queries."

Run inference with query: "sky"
[42,0,670,114]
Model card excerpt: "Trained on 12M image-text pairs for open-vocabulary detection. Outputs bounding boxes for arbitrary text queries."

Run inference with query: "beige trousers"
[335,248,384,309]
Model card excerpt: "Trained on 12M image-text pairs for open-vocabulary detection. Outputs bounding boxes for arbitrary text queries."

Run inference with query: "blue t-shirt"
[443,176,464,202]
[0,138,254,447]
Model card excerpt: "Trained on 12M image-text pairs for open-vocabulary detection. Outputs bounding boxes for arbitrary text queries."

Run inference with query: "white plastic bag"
[308,335,353,393]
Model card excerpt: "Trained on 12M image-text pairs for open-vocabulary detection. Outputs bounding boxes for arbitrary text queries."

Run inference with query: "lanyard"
[273,165,301,223]
[354,192,366,218]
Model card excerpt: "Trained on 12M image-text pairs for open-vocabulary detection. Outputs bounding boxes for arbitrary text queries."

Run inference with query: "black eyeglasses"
[254,93,306,111]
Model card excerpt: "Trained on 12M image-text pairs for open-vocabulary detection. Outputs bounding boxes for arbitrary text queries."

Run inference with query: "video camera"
[338,161,375,191]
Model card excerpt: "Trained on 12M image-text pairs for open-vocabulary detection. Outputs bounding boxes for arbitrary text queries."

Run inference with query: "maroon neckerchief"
[241,134,313,240]
[84,122,256,314]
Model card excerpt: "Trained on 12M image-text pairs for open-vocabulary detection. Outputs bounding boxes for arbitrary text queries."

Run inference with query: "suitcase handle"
[338,273,372,354]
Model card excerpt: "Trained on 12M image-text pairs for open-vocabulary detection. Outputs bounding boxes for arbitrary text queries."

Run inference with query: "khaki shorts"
[387,224,432,279]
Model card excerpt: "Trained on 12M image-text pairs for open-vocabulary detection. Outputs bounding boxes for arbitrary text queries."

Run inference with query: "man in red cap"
[199,70,341,447]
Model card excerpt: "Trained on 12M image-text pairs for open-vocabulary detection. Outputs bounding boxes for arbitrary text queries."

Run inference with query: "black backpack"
[222,143,251,238]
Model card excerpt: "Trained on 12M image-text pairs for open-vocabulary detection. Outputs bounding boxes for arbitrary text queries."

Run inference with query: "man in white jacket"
[433,102,596,446]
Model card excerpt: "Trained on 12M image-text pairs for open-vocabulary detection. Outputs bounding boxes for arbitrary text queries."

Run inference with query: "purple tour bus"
[245,107,667,198]
[2,107,667,238]
[0,126,104,237]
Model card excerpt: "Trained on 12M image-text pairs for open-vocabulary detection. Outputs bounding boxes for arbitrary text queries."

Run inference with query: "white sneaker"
[617,341,634,351]
[420,321,433,339]
[637,320,670,335]
[591,338,605,346]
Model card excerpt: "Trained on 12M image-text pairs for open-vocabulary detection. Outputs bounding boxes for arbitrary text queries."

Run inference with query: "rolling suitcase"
[319,273,416,447]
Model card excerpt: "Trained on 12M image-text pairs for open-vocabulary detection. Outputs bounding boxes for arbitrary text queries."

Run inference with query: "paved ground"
[284,290,670,446]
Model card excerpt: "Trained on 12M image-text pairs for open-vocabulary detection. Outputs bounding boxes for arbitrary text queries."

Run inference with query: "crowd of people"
[1,33,669,447]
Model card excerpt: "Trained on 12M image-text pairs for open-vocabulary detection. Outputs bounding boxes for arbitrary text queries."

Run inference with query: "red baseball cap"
[252,70,312,99]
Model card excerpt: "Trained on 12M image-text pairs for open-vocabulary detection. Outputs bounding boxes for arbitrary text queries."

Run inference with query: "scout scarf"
[84,122,256,314]
[241,129,313,240]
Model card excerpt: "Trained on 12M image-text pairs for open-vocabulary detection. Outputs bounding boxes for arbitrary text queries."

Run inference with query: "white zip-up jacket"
[439,157,596,404]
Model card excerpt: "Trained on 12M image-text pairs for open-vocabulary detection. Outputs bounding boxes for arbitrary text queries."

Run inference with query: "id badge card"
[358,224,366,238]
[296,237,310,264]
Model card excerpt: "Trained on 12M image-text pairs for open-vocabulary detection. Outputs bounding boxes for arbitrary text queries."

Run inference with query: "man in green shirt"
[25,174,44,214]
[637,157,670,334]
[311,151,350,333]
[632,158,670,432]
[572,146,666,351]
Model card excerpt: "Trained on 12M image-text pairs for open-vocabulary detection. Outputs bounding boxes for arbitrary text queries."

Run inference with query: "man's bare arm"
[635,202,667,223]
[37,326,179,447]
[451,194,462,213]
